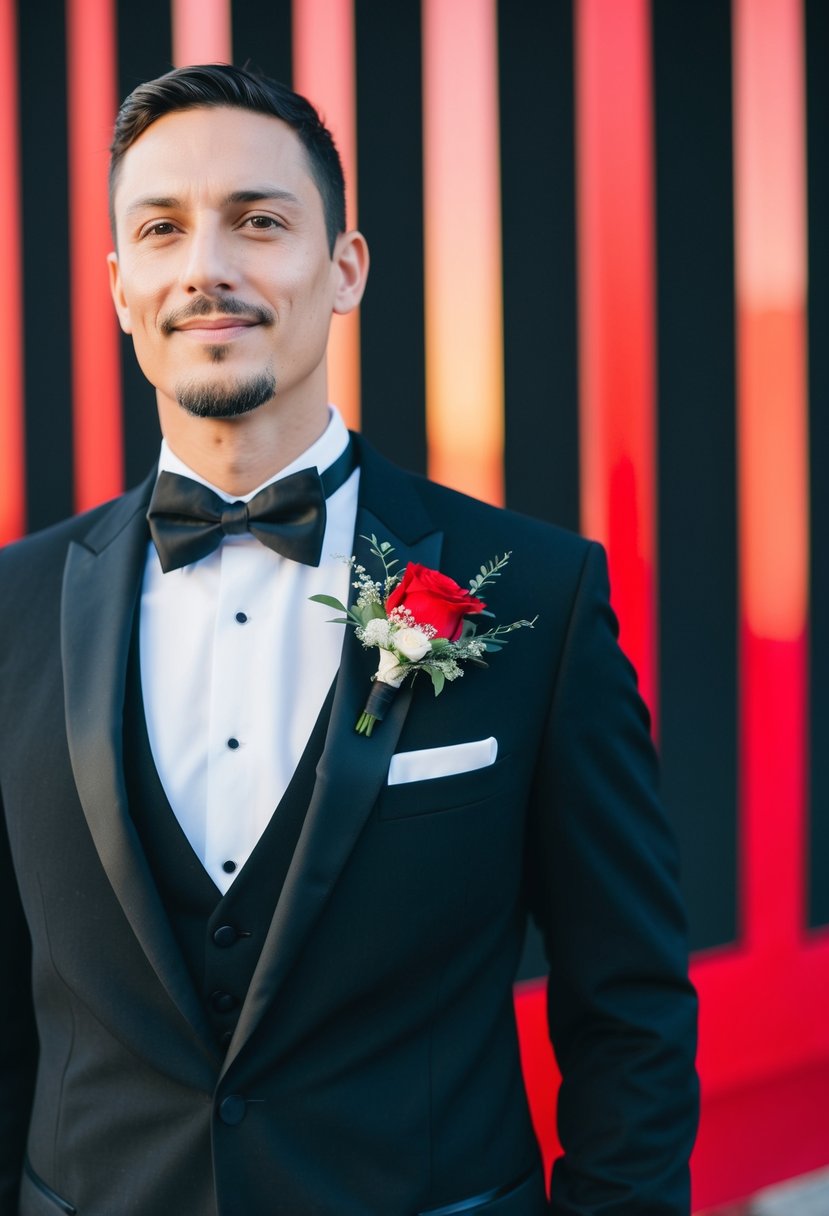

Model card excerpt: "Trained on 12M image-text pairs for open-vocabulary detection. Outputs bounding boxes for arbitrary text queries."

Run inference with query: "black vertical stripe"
[499,0,579,532]
[231,1,292,87]
[19,0,74,530]
[116,0,173,488]
[505,0,579,984]
[653,0,738,951]
[806,0,829,930]
[116,0,172,94]
[354,0,426,471]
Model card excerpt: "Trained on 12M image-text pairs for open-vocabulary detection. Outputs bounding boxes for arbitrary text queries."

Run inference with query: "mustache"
[160,296,275,334]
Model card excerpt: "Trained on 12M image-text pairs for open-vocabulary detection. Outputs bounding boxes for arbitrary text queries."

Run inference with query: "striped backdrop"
[0,0,827,1206]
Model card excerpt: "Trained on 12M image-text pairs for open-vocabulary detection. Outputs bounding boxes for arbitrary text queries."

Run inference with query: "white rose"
[375,647,406,687]
[393,626,432,662]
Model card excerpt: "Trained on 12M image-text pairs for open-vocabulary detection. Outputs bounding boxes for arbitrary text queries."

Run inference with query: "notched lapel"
[61,479,218,1060]
[224,469,444,1074]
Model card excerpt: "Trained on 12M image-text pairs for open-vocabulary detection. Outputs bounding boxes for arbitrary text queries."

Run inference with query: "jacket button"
[218,1094,247,1125]
[212,925,238,948]
[211,990,239,1014]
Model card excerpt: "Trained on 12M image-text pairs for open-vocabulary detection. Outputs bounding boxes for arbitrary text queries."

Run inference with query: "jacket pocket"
[378,754,514,821]
[417,1165,548,1214]
[21,1158,77,1215]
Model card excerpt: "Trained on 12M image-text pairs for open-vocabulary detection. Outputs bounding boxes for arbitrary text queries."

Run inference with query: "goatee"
[174,371,277,419]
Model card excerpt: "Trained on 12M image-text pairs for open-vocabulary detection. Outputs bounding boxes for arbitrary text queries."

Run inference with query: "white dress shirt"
[139,406,359,894]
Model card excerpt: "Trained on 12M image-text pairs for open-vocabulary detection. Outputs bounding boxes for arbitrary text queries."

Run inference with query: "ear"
[107,252,133,334]
[331,230,370,316]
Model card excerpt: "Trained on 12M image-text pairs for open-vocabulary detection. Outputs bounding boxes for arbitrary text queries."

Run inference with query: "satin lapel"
[62,475,217,1058]
[223,448,443,1074]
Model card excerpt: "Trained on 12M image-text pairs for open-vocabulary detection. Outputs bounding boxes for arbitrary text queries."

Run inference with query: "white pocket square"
[387,737,498,786]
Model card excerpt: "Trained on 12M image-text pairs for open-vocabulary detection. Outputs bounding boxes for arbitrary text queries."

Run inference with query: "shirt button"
[212,925,238,948]
[211,990,239,1014]
[235,611,248,623]
[222,860,237,874]
[218,1094,247,1125]
[227,737,240,750]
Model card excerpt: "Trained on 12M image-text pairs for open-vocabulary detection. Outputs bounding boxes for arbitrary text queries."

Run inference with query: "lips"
[173,318,259,340]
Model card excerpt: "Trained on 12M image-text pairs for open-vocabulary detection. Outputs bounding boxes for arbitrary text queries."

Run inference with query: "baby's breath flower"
[435,658,463,681]
[362,618,392,647]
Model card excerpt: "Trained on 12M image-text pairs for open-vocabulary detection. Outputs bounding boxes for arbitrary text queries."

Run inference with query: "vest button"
[211,990,239,1014]
[212,925,238,948]
[218,1094,247,1125]
[218,1029,234,1049]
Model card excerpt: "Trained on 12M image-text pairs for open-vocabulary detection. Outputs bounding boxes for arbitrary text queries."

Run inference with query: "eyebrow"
[125,187,302,217]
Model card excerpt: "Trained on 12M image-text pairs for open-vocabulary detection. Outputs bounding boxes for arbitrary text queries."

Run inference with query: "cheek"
[276,253,336,313]
[118,258,169,327]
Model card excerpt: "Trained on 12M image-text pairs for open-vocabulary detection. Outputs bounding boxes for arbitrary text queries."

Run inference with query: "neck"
[157,394,330,496]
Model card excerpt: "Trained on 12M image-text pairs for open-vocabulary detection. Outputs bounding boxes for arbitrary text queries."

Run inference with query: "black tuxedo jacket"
[0,436,697,1216]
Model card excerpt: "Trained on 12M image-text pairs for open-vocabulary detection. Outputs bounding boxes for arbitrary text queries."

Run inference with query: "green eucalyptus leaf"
[309,594,348,613]
[428,667,446,696]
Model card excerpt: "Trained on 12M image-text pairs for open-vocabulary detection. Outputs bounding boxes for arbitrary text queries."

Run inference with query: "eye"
[141,220,177,238]
[240,214,282,231]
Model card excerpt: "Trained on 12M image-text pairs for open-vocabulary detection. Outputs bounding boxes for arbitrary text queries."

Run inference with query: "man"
[0,64,697,1216]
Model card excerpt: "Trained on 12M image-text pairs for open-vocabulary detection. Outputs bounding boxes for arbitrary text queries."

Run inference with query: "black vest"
[123,626,335,1053]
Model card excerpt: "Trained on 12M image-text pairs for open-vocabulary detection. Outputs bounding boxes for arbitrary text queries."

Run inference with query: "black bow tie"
[147,439,358,573]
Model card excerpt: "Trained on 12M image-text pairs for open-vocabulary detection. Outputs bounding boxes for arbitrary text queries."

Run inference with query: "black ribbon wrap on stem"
[355,679,400,736]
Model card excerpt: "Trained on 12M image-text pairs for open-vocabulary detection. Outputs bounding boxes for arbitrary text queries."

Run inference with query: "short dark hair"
[109,63,346,253]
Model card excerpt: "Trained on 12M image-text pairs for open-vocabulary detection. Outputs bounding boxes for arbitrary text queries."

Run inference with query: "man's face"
[109,106,360,421]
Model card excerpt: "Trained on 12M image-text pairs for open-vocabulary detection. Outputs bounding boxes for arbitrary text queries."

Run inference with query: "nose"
[179,218,237,295]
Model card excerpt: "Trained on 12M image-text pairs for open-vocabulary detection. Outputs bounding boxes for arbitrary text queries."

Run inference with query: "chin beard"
[174,371,277,419]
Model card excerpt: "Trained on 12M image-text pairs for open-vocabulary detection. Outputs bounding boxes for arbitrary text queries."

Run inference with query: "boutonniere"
[311,535,537,736]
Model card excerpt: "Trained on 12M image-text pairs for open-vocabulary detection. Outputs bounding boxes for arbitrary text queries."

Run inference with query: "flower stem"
[354,678,400,735]
[355,712,378,737]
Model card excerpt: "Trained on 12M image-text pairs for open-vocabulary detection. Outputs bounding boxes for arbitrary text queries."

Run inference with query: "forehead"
[112,105,321,218]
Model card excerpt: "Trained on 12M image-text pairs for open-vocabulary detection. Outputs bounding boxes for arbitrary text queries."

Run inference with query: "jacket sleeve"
[525,542,699,1215]
[0,786,38,1215]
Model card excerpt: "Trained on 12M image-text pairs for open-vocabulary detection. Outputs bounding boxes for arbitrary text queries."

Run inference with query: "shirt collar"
[156,406,351,504]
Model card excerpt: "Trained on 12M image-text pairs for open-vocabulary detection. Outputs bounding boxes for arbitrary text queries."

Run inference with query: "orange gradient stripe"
[67,0,123,511]
[292,0,361,430]
[0,0,24,542]
[574,0,657,715]
[734,0,808,643]
[733,0,810,959]
[172,0,232,66]
[421,0,504,505]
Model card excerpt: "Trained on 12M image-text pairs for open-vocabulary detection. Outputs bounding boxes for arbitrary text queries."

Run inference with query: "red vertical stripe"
[574,0,657,717]
[0,0,24,542]
[172,0,232,66]
[67,0,123,511]
[292,0,361,430]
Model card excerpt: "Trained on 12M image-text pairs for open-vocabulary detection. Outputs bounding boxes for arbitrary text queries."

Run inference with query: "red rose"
[385,563,486,641]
